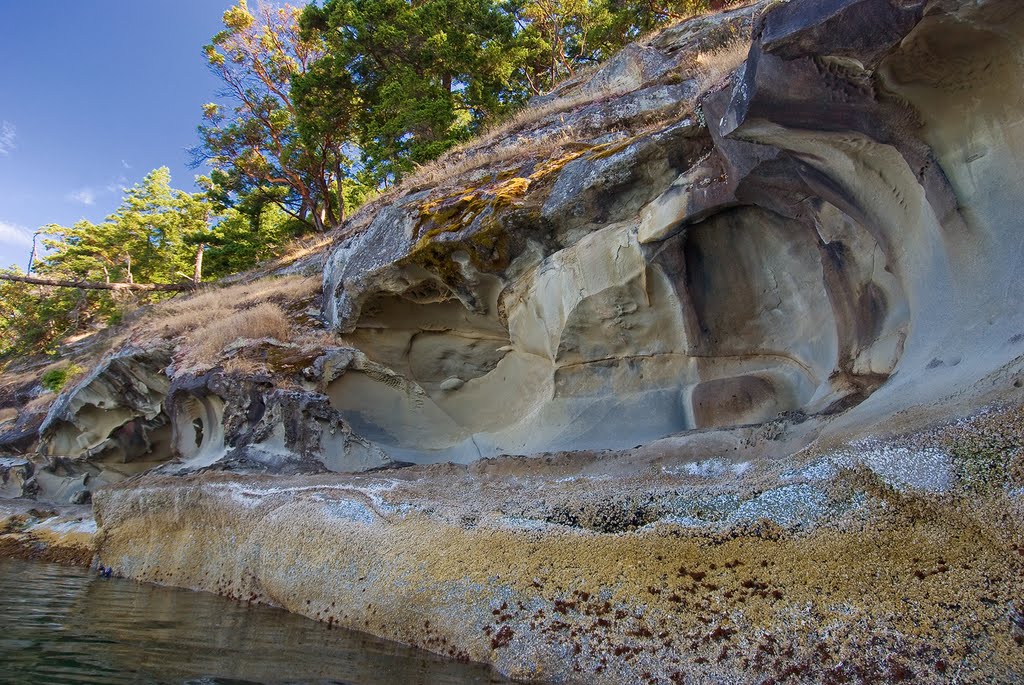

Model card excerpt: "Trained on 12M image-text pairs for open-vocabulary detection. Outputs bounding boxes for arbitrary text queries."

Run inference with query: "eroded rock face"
[38,347,173,462]
[164,365,392,474]
[60,0,1024,682]
[93,401,1024,683]
[20,343,394,498]
[319,0,1024,465]
[11,348,179,503]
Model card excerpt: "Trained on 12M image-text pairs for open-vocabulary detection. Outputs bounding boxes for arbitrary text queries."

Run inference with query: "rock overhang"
[315,0,1022,465]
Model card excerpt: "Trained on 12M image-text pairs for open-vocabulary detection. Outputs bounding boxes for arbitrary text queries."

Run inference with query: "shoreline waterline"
[0,557,509,684]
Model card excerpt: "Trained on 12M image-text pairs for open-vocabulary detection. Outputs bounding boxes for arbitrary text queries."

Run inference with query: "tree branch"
[0,273,197,292]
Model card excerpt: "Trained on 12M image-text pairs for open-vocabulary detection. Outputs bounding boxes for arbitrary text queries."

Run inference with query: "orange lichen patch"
[414,175,534,246]
[526,148,591,181]
[585,136,641,162]
[402,163,566,285]
[412,145,596,252]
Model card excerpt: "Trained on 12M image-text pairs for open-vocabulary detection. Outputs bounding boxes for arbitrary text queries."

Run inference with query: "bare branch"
[0,273,197,292]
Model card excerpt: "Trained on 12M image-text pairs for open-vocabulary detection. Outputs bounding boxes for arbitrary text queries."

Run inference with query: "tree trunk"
[320,178,337,228]
[26,234,38,275]
[0,273,197,292]
[193,244,205,285]
[311,205,327,233]
[335,155,346,224]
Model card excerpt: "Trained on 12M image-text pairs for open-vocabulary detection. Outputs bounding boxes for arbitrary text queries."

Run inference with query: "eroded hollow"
[327,203,908,463]
[170,394,226,468]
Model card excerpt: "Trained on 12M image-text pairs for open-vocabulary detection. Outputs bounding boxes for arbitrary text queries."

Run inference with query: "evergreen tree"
[38,168,210,287]
[195,0,358,231]
[299,0,525,182]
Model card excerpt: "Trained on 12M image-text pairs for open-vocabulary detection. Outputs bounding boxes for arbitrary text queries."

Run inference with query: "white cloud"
[0,121,15,156]
[68,188,96,205]
[0,221,32,247]
[105,175,128,194]
[121,159,132,170]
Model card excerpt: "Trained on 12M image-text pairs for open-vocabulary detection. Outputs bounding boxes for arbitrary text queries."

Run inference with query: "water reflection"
[0,558,508,685]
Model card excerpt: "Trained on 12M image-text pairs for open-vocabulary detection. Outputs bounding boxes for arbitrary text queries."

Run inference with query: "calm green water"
[0,558,509,685]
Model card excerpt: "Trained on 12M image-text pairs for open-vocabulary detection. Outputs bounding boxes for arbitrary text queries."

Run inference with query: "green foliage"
[202,205,307,278]
[501,0,716,93]
[198,0,719,210]
[299,0,525,183]
[1,169,218,360]
[295,0,715,185]
[0,0,727,363]
[195,0,354,231]
[0,268,85,358]
[38,168,212,287]
[40,364,84,393]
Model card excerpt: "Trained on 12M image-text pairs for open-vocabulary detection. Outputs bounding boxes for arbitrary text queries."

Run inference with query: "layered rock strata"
[0,501,96,566]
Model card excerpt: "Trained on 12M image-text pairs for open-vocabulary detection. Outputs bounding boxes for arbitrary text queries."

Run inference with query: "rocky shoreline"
[0,501,95,566]
[4,0,1024,681]
[5,395,1021,683]
[91,412,1024,684]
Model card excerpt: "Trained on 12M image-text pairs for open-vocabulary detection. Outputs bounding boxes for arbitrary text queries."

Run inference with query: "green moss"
[41,363,84,392]
[400,146,606,289]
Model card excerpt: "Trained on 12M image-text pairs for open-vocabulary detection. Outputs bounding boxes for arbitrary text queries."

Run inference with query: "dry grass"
[24,391,57,416]
[0,355,92,417]
[401,81,635,192]
[388,37,750,197]
[638,0,754,42]
[338,6,757,237]
[185,302,290,366]
[404,40,750,193]
[0,276,324,400]
[264,233,338,272]
[221,355,272,377]
[291,329,341,350]
[141,276,318,337]
[403,131,583,191]
[0,366,46,403]
[125,275,320,371]
[693,39,751,95]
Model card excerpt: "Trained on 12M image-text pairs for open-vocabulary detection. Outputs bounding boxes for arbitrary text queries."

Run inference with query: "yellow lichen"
[94,463,1024,683]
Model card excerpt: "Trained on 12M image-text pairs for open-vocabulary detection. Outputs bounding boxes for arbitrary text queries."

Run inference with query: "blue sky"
[0,1,236,269]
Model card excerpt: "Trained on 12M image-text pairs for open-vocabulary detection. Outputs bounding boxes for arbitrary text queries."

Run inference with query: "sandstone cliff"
[3,0,1024,682]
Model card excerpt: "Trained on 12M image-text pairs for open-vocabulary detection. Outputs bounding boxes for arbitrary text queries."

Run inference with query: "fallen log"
[0,273,197,292]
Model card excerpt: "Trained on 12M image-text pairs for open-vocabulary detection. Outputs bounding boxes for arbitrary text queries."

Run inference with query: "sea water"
[0,558,507,684]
